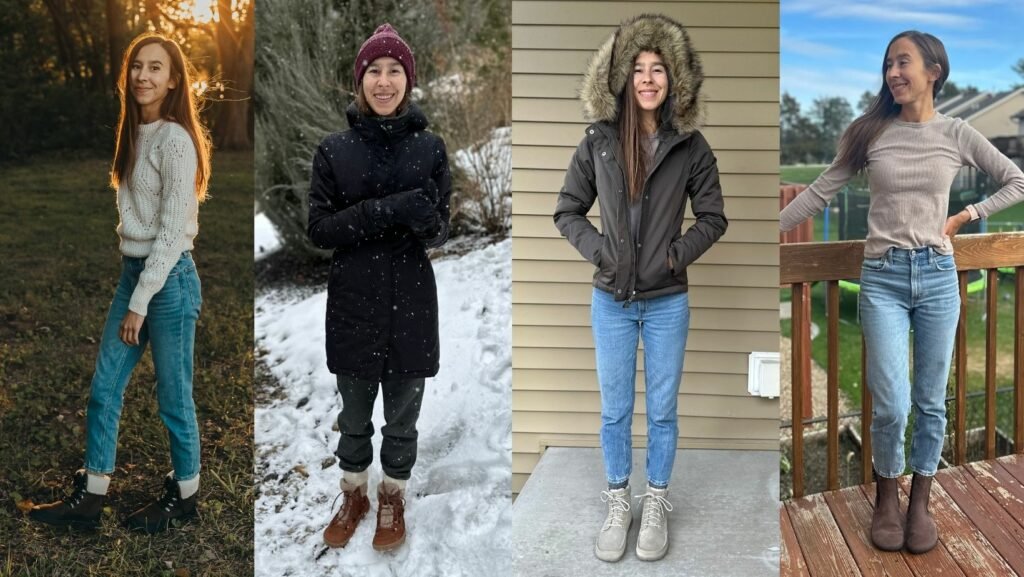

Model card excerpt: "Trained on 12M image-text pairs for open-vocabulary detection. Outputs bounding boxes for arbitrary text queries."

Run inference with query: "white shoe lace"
[636,492,673,530]
[600,490,631,530]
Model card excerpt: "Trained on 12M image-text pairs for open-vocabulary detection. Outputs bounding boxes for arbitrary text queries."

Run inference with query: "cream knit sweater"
[117,120,199,316]
[780,113,1024,257]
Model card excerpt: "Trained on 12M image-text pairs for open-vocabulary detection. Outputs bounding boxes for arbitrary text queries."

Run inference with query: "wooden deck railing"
[783,232,1024,499]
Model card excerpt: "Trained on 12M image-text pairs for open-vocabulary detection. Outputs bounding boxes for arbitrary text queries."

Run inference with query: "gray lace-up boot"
[595,486,632,562]
[635,486,673,561]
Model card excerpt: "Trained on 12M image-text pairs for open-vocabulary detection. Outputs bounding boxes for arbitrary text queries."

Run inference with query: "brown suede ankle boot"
[871,470,904,551]
[905,473,937,554]
[372,481,406,552]
[323,481,370,548]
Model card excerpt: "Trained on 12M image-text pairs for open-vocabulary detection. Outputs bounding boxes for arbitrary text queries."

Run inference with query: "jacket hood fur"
[580,13,705,134]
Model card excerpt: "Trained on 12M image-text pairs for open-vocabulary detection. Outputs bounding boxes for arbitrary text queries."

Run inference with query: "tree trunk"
[105,0,127,92]
[211,0,253,149]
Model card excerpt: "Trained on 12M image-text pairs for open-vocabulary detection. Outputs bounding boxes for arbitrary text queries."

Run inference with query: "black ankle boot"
[125,475,197,534]
[28,470,105,529]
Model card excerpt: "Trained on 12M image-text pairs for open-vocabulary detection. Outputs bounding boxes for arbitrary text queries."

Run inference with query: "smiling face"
[885,37,939,107]
[633,51,668,114]
[130,42,177,122]
[361,56,407,117]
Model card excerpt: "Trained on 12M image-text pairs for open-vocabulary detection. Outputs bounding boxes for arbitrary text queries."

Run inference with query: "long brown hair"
[834,31,948,173]
[111,33,211,201]
[619,52,666,204]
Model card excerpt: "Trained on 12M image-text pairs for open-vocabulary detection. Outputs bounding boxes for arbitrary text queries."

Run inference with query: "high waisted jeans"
[84,252,202,481]
[859,247,959,478]
[592,288,689,489]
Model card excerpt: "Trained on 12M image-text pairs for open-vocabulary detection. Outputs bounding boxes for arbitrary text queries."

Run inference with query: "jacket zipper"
[622,132,681,308]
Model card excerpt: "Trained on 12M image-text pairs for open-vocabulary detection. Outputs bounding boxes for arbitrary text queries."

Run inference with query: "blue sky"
[781,0,1024,109]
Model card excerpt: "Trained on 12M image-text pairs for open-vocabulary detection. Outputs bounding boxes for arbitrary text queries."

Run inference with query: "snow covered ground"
[254,212,282,260]
[254,235,512,577]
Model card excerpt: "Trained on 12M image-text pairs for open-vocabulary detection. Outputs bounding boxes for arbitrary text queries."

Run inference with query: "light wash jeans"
[84,252,202,481]
[592,288,689,489]
[859,247,959,478]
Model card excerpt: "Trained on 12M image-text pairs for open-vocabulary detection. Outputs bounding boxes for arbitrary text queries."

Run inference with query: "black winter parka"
[307,103,451,380]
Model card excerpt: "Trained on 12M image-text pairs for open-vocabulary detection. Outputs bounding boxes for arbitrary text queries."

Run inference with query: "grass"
[0,150,254,577]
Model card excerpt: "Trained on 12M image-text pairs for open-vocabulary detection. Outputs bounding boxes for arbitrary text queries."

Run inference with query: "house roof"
[941,87,1024,121]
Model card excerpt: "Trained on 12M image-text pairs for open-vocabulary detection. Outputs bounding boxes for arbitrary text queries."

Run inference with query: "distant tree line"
[0,0,253,162]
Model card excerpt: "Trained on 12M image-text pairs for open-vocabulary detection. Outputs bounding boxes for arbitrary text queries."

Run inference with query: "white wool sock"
[342,469,369,487]
[382,474,407,492]
[85,471,110,496]
[176,474,200,499]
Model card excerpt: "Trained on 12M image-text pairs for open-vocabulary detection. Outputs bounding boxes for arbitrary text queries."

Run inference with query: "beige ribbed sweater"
[117,120,199,316]
[780,113,1024,257]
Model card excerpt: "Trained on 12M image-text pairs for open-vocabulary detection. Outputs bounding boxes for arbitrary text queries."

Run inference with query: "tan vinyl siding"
[511,0,780,495]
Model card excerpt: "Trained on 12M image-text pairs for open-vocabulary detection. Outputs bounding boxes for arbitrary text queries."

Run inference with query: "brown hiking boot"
[323,481,370,548]
[372,481,406,552]
[870,470,904,551]
[905,473,938,554]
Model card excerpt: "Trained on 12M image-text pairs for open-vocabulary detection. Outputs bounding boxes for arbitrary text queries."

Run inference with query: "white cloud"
[784,0,981,28]
[782,66,882,108]
[780,32,845,59]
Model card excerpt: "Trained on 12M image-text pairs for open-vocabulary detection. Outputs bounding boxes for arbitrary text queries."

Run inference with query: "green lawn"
[0,150,254,577]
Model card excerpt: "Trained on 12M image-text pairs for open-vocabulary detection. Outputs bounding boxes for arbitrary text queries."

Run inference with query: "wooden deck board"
[781,505,811,577]
[966,460,1024,532]
[999,454,1024,486]
[785,493,861,576]
[783,458,1022,577]
[935,467,1024,575]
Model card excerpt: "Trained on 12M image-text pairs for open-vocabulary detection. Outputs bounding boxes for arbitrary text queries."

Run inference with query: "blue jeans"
[592,288,689,489]
[84,252,203,481]
[859,247,959,478]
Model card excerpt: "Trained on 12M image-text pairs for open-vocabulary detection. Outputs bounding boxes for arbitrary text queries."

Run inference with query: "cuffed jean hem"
[647,479,669,490]
[172,469,201,482]
[910,467,937,477]
[607,476,630,489]
[84,466,114,476]
[873,465,903,479]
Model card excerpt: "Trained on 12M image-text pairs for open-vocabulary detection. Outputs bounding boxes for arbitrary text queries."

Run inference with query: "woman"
[554,14,728,563]
[28,33,211,534]
[307,23,450,552]
[781,31,1024,554]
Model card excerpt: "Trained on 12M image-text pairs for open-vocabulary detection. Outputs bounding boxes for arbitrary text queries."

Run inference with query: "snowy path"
[254,239,512,577]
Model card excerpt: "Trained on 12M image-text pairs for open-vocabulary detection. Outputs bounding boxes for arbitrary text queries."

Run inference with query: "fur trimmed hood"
[580,13,705,134]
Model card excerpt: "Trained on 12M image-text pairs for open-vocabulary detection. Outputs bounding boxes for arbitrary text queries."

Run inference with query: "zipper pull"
[622,291,636,308]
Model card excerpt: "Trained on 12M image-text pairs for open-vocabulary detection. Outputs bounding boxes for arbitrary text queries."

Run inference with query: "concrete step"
[513,447,780,576]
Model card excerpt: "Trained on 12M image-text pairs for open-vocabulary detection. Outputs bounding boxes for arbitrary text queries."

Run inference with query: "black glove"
[411,209,442,239]
[375,188,434,228]
[421,179,439,205]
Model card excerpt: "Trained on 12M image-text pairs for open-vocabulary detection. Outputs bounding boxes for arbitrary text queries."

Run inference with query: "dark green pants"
[335,375,425,480]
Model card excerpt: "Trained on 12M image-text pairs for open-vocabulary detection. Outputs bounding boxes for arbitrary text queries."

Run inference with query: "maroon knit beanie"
[354,23,416,88]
